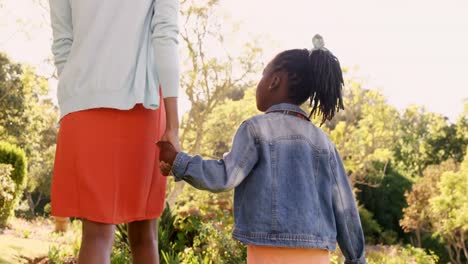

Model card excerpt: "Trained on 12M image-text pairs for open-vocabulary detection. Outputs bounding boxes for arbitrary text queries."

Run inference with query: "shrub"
[158,199,246,264]
[0,163,15,227]
[357,166,412,242]
[331,245,439,264]
[0,141,28,221]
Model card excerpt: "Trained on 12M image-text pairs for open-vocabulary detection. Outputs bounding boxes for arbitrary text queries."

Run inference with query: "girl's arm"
[330,148,367,264]
[159,121,259,192]
[49,0,73,76]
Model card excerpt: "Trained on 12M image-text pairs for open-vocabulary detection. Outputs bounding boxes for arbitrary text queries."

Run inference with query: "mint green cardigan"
[49,0,180,119]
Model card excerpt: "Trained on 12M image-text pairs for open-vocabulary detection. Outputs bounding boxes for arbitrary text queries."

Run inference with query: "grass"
[0,234,51,264]
[0,217,80,264]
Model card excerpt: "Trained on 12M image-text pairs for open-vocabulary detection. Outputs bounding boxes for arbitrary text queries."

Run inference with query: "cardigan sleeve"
[49,0,74,77]
[151,0,180,98]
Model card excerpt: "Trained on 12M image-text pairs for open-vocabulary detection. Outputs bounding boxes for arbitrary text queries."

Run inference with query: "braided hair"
[272,35,344,125]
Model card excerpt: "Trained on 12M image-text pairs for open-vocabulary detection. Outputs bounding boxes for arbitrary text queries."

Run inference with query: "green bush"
[0,141,28,221]
[359,206,382,244]
[111,242,132,264]
[331,245,439,264]
[158,199,246,264]
[366,245,439,264]
[357,165,412,242]
[0,163,15,227]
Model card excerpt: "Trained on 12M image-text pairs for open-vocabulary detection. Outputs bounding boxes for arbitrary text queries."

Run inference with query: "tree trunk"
[166,182,184,209]
[455,246,461,264]
[447,244,457,264]
[191,125,205,154]
[461,232,467,260]
[415,228,422,248]
[26,192,35,216]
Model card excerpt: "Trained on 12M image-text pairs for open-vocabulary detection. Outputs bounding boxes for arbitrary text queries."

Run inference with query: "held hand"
[159,161,173,176]
[156,141,179,176]
[160,129,181,152]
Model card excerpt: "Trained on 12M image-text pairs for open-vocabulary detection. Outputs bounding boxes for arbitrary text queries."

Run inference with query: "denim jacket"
[172,103,366,264]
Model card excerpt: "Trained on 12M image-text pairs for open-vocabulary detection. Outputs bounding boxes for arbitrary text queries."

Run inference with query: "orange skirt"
[247,246,330,264]
[51,103,167,224]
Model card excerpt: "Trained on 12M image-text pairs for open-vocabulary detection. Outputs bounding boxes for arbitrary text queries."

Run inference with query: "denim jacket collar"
[266,103,308,117]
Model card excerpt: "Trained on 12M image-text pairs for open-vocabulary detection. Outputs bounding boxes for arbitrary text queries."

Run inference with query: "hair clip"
[311,34,327,52]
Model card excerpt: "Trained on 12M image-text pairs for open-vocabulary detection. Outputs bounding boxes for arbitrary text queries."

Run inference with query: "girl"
[158,35,366,264]
[49,0,181,263]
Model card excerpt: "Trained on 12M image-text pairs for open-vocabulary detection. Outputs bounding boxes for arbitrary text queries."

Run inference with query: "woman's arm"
[151,0,181,148]
[161,97,181,150]
[151,0,180,99]
[49,0,73,76]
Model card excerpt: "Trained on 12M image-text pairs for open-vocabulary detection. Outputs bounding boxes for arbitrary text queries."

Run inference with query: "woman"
[49,0,180,262]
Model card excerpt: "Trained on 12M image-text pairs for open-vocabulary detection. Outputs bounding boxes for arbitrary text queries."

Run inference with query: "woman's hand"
[157,141,178,176]
[158,129,180,176]
[160,129,181,151]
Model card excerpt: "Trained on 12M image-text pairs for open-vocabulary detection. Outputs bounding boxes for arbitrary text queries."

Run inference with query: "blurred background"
[0,0,466,263]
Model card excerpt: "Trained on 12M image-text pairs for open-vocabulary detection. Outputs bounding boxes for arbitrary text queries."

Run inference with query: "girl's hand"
[156,141,179,176]
[159,161,173,176]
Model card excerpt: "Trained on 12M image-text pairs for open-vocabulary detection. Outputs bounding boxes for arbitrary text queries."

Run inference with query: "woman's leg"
[128,219,159,264]
[78,219,115,264]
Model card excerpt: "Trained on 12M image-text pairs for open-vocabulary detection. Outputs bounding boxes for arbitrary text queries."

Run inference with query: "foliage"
[429,154,468,264]
[110,242,132,264]
[168,0,263,207]
[0,53,25,143]
[358,206,383,245]
[400,160,458,247]
[0,163,15,227]
[365,245,439,264]
[322,83,400,184]
[0,52,59,216]
[199,88,258,158]
[330,245,439,264]
[179,0,261,155]
[357,165,412,242]
[0,141,27,224]
[47,220,81,264]
[159,198,246,264]
[393,106,463,178]
[401,153,468,263]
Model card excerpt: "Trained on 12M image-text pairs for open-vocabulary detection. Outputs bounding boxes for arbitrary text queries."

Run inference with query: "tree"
[356,165,412,242]
[0,53,58,215]
[0,53,25,143]
[394,106,450,178]
[179,0,261,154]
[400,160,458,247]
[168,0,262,206]
[199,88,258,158]
[320,81,400,185]
[429,153,468,264]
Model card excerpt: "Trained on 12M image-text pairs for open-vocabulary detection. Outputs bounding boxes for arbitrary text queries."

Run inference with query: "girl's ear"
[269,75,281,91]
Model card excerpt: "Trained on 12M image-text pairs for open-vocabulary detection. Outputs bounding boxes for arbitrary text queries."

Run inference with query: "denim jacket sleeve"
[171,121,258,192]
[330,147,367,264]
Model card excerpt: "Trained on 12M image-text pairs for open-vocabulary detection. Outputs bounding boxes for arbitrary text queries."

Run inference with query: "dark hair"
[272,46,344,124]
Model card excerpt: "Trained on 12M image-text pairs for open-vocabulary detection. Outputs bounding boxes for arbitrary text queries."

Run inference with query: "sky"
[0,0,467,122]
